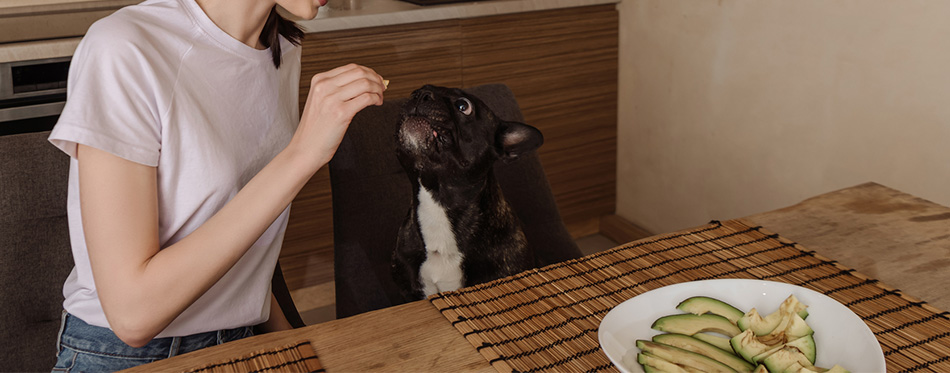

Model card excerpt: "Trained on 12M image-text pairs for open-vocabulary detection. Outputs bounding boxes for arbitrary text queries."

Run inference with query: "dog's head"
[396,85,543,178]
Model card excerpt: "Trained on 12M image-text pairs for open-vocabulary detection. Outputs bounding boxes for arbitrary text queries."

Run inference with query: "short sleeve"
[49,16,164,167]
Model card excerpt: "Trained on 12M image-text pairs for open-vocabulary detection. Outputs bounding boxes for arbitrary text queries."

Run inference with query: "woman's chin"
[278,3,321,20]
[300,9,320,20]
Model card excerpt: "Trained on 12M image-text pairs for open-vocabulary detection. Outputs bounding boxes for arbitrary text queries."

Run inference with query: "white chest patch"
[416,186,464,296]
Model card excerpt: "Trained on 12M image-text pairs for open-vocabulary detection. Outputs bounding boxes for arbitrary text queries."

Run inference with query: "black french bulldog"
[391,85,543,300]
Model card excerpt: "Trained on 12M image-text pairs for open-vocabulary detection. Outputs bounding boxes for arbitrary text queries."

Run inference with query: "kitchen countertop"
[0,0,137,16]
[299,0,619,33]
[0,0,619,63]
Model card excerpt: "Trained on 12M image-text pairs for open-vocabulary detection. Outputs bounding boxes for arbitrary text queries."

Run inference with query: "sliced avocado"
[677,296,745,324]
[750,335,814,364]
[786,335,816,364]
[756,314,792,346]
[638,352,690,373]
[750,343,783,364]
[738,295,810,336]
[784,313,814,339]
[739,332,816,364]
[737,308,782,336]
[761,346,813,373]
[785,361,811,373]
[636,340,737,373]
[756,331,789,347]
[730,329,774,363]
[653,333,755,372]
[743,333,816,365]
[780,294,809,319]
[692,332,734,352]
[652,313,742,337]
[764,314,816,348]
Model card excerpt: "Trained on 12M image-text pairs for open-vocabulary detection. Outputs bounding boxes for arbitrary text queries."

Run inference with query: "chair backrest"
[329,84,582,318]
[0,131,73,371]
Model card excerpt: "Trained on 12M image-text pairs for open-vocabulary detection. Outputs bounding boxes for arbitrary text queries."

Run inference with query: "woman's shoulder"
[81,0,194,56]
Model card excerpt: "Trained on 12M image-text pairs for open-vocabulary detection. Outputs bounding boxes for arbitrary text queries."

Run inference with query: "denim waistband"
[58,312,253,360]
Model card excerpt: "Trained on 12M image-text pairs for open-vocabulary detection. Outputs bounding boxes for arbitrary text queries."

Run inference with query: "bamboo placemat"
[183,340,324,373]
[429,219,950,373]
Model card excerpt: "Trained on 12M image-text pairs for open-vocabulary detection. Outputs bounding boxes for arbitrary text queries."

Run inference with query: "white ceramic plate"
[598,279,885,372]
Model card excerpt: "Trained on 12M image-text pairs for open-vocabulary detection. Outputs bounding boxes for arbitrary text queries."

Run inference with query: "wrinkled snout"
[410,86,436,102]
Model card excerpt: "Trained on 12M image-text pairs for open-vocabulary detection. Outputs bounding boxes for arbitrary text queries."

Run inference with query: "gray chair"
[330,84,583,318]
[0,131,72,371]
[0,131,303,371]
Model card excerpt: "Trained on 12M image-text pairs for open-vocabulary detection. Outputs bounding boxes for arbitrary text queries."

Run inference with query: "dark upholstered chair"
[0,131,302,371]
[0,131,73,371]
[330,84,583,318]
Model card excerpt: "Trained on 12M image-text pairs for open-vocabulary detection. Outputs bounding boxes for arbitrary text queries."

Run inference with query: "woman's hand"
[289,64,386,171]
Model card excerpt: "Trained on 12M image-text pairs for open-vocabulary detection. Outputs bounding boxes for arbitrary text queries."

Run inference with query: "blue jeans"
[52,312,254,372]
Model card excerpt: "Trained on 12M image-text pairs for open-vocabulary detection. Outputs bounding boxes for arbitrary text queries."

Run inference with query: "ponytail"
[260,6,304,68]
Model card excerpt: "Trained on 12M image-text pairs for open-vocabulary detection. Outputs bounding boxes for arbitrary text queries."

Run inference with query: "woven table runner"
[183,340,323,373]
[429,219,950,373]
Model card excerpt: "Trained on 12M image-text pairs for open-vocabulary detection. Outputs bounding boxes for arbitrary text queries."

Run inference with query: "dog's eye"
[455,98,473,116]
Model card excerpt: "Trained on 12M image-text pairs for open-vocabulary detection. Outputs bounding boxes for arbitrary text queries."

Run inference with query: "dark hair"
[260,6,304,68]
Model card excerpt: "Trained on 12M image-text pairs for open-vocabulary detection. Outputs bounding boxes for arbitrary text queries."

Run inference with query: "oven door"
[0,97,64,136]
[0,57,69,136]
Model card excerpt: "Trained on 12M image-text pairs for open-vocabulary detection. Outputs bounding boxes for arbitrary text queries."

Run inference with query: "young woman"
[49,0,385,370]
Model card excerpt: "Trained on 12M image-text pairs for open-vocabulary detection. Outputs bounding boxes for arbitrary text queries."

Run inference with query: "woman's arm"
[80,64,384,347]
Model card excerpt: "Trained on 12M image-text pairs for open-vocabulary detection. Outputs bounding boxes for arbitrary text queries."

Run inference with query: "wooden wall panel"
[461,5,619,238]
[280,21,463,290]
[298,20,463,104]
[281,168,334,289]
[280,6,619,291]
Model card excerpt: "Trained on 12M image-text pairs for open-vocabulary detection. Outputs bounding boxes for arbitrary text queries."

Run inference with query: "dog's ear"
[496,121,544,162]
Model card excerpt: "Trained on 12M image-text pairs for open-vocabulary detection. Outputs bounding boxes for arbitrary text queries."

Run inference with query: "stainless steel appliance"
[0,57,70,136]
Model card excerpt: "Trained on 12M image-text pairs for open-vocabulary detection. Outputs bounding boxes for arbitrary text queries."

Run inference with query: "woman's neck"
[195,0,274,49]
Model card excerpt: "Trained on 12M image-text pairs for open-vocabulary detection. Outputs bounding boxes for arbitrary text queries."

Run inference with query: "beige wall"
[616,0,950,234]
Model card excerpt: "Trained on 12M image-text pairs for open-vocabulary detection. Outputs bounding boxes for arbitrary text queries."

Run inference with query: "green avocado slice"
[652,313,742,337]
[636,340,737,373]
[737,308,781,336]
[761,346,814,372]
[637,352,690,373]
[737,295,810,335]
[692,332,734,352]
[731,329,774,363]
[786,335,817,365]
[653,333,755,372]
[677,296,745,324]
[736,295,808,338]
[751,335,816,364]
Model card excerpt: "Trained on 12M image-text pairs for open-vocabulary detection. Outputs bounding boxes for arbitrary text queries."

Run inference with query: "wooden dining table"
[126,182,950,372]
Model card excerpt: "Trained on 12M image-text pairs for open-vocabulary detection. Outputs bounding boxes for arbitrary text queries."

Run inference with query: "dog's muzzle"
[398,116,435,152]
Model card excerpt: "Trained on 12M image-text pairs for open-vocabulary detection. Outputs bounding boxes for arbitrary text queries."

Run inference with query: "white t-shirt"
[48,0,301,337]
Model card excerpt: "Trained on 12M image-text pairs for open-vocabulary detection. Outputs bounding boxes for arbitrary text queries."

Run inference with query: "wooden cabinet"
[280,5,618,290]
